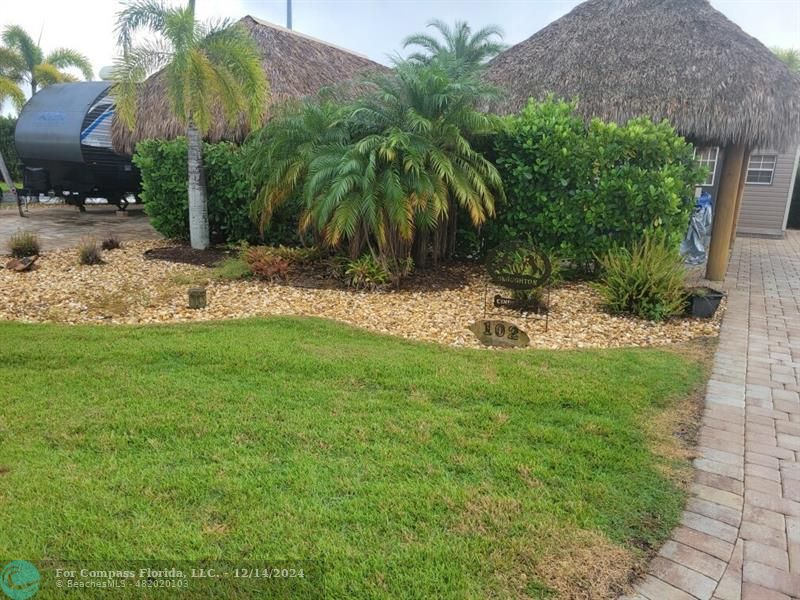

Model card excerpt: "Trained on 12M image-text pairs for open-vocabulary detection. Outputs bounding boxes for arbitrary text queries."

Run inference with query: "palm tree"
[0,74,24,210]
[114,0,268,250]
[1,26,93,95]
[402,20,506,79]
[773,47,800,73]
[250,63,503,273]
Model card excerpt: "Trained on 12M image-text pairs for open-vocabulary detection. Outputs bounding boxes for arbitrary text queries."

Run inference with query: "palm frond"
[2,25,42,71]
[45,48,93,80]
[0,76,25,111]
[115,0,171,50]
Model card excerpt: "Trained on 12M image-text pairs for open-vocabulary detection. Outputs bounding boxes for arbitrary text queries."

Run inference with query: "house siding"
[737,148,799,237]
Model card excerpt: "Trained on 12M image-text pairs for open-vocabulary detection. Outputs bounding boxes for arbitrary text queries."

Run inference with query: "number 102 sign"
[467,319,530,348]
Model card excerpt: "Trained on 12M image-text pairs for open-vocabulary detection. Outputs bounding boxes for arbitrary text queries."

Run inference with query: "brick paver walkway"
[624,232,800,600]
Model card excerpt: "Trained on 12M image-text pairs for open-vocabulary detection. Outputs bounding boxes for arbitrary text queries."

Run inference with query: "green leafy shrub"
[595,232,688,321]
[133,138,301,245]
[345,255,390,290]
[77,236,103,265]
[7,230,40,257]
[488,98,706,272]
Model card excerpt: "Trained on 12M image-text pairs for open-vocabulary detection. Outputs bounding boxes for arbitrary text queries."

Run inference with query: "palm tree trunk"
[187,121,210,250]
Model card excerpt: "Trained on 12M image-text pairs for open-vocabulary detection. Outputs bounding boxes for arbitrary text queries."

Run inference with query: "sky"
[1,0,799,115]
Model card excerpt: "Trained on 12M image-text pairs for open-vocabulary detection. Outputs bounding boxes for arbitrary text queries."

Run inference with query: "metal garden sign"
[468,242,553,347]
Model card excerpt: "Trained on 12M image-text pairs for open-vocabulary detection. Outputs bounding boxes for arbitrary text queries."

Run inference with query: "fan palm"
[114,0,268,249]
[1,26,93,95]
[402,20,506,79]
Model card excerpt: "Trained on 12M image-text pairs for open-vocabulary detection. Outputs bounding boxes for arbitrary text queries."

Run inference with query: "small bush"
[101,236,122,250]
[244,246,290,281]
[595,232,687,321]
[7,230,40,258]
[77,237,103,265]
[212,257,252,281]
[345,255,390,290]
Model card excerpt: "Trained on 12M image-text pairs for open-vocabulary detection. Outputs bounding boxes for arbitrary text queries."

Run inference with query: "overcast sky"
[1,0,799,115]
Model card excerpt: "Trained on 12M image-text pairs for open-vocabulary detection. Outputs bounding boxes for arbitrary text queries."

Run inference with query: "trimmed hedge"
[487,98,706,270]
[133,138,300,245]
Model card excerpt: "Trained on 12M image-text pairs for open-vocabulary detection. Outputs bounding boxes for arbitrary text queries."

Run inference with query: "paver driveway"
[0,203,159,250]
[625,231,800,600]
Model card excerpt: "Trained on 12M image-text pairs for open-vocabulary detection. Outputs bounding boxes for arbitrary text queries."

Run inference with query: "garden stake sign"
[468,319,531,348]
[469,242,552,347]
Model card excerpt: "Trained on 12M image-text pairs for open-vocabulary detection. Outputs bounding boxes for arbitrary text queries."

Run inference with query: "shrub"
[345,255,390,290]
[7,230,40,257]
[488,98,706,272]
[243,246,290,281]
[133,138,302,245]
[595,232,687,321]
[77,237,103,265]
[101,236,122,250]
[212,257,252,281]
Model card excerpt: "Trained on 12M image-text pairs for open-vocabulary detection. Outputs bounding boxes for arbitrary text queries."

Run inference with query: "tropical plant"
[402,19,506,79]
[249,63,504,280]
[0,26,92,96]
[345,255,389,290]
[772,47,800,72]
[113,0,268,250]
[243,246,289,281]
[595,231,688,322]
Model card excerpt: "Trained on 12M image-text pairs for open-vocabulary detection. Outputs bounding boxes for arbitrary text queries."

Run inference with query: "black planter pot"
[686,287,724,318]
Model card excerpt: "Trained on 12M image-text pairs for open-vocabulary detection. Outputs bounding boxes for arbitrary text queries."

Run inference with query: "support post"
[705,143,746,281]
[728,149,750,249]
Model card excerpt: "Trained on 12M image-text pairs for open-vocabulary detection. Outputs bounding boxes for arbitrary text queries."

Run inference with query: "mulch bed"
[143,245,234,267]
[0,240,723,349]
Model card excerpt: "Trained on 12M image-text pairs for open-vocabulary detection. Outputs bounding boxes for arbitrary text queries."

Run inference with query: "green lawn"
[0,318,707,599]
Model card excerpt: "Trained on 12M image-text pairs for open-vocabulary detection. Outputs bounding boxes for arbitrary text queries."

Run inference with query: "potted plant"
[686,287,724,318]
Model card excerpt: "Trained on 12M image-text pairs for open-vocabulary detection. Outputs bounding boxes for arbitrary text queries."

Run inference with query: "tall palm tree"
[402,20,506,79]
[114,0,268,250]
[1,26,93,95]
[773,47,800,73]
[0,74,24,210]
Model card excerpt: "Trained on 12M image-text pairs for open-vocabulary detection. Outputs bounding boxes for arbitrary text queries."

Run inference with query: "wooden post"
[728,149,750,249]
[705,144,746,281]
[188,287,207,309]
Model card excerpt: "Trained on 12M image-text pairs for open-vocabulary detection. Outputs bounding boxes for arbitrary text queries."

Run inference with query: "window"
[694,146,719,186]
[746,154,777,185]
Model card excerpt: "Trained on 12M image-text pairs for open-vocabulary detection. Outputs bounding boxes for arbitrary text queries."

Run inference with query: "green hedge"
[487,98,706,270]
[133,138,300,245]
[0,117,22,182]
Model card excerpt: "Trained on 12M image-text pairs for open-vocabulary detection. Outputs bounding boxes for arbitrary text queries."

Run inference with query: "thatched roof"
[111,16,387,154]
[483,0,800,151]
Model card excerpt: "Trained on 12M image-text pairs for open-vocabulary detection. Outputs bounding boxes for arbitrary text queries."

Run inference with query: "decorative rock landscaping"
[0,240,721,349]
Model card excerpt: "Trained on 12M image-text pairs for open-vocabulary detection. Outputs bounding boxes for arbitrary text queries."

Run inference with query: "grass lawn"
[0,318,709,599]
